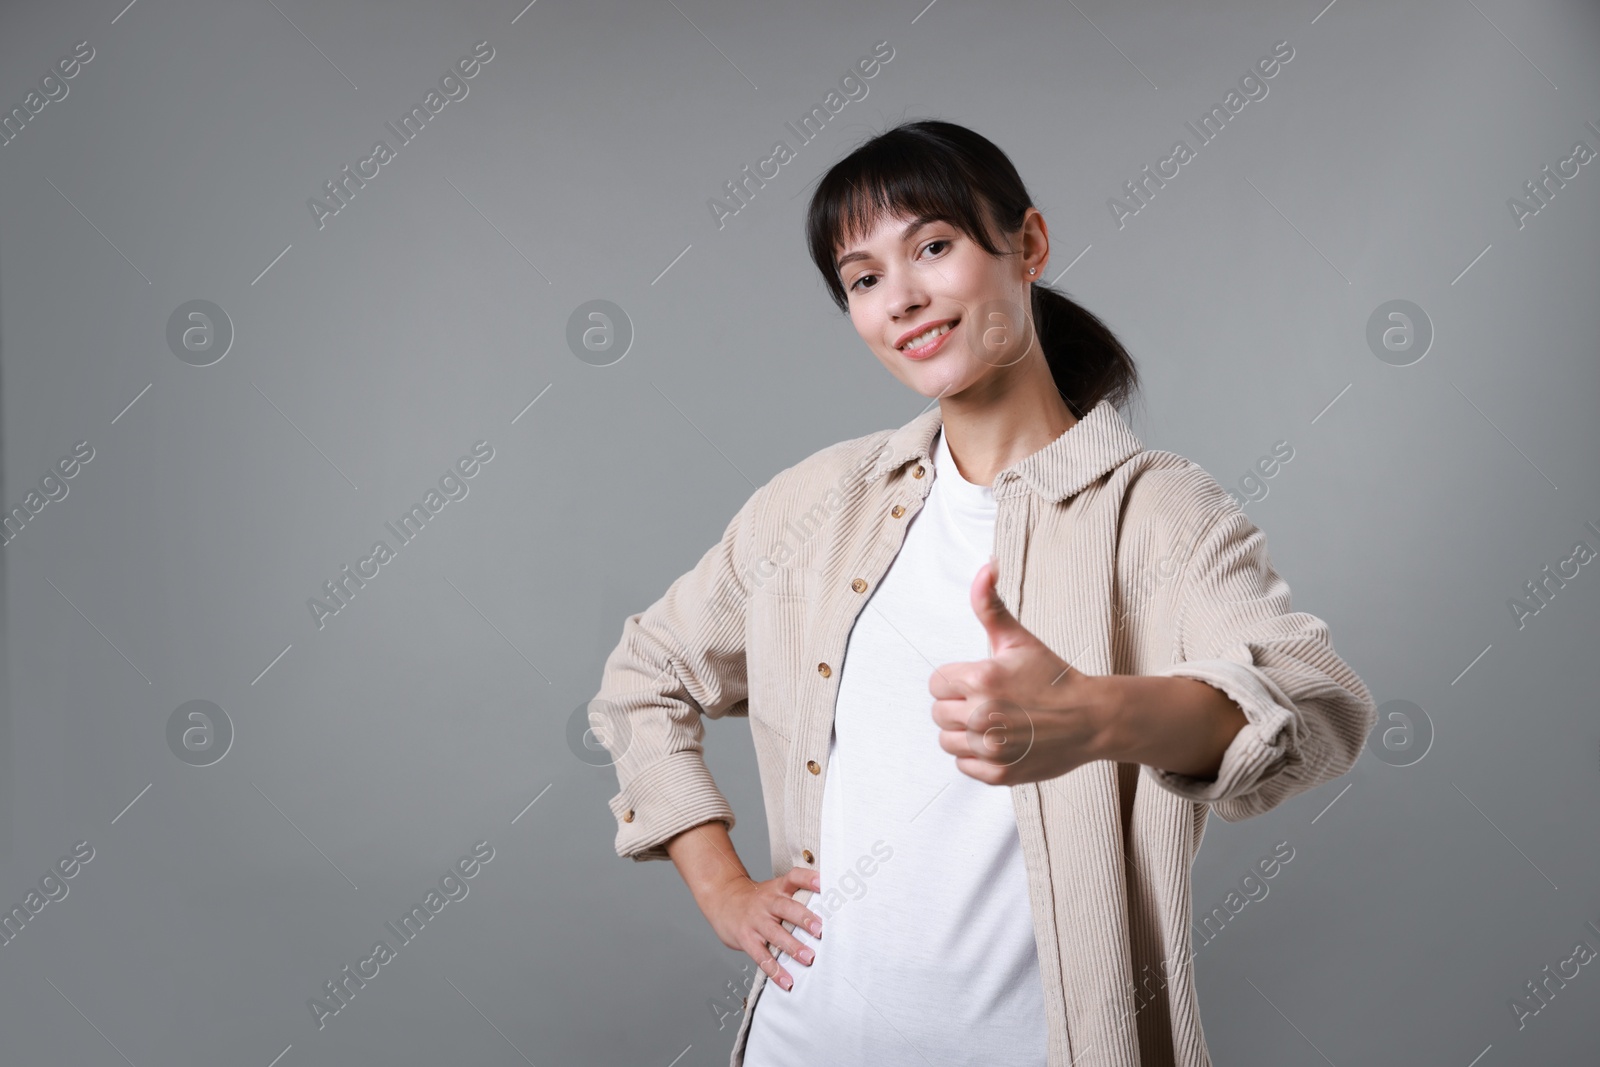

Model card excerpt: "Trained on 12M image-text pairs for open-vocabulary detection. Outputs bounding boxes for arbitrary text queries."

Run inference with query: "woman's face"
[836,208,1047,401]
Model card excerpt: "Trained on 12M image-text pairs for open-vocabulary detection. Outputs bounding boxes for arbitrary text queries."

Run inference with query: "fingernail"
[780,976,792,990]
[809,920,822,935]
[799,948,814,964]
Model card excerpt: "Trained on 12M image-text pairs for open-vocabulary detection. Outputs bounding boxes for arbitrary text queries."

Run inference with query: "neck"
[936,355,1078,487]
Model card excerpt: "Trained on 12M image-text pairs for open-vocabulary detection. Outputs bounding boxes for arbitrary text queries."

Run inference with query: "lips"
[895,317,960,359]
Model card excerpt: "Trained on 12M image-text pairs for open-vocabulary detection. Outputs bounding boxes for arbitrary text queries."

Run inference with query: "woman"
[591,120,1376,1067]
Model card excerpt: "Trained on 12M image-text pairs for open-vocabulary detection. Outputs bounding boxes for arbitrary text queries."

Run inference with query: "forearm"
[664,819,752,908]
[1094,674,1248,780]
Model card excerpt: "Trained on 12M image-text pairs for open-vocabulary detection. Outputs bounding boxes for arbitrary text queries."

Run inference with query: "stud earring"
[1029,268,1036,274]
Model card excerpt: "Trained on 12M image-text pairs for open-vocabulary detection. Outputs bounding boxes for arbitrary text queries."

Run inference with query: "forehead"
[841,208,937,246]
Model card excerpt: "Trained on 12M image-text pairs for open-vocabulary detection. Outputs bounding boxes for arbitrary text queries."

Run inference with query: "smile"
[897,319,959,359]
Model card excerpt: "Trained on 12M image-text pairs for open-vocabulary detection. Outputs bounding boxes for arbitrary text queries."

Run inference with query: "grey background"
[2,0,1597,1064]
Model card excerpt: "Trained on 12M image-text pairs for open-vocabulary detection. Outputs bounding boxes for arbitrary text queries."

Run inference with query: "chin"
[909,368,972,400]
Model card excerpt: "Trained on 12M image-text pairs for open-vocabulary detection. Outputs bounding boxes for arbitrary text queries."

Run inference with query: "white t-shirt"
[742,427,1049,1066]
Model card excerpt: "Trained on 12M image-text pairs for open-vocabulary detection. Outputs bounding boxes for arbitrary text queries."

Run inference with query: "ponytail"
[1030,283,1139,418]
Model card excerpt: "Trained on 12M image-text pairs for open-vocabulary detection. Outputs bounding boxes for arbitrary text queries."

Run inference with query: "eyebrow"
[835,214,944,274]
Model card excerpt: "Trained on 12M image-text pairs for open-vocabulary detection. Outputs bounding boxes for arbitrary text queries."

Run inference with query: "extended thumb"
[974,556,1027,652]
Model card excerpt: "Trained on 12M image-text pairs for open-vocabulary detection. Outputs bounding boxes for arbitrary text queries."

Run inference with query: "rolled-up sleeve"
[591,484,766,861]
[1142,501,1377,821]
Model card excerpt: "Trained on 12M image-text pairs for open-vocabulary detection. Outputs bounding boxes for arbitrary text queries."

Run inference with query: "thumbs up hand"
[928,557,1112,786]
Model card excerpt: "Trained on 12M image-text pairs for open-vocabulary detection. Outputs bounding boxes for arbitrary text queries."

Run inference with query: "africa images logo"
[308,841,495,1030]
[307,441,495,631]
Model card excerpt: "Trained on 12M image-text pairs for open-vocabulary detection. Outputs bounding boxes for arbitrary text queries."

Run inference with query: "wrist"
[668,820,751,904]
[1086,673,1132,764]
[1091,673,1247,779]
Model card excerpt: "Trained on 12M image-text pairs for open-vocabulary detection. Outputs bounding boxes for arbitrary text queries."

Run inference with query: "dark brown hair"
[805,119,1139,419]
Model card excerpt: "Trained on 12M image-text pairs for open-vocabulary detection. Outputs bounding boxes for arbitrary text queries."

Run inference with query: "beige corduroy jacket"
[592,397,1376,1067]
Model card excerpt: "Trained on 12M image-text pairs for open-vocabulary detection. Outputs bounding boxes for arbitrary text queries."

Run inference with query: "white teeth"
[901,322,953,351]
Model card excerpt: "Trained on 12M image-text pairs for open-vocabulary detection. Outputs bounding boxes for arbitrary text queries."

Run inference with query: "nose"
[892,302,924,327]
[885,276,930,323]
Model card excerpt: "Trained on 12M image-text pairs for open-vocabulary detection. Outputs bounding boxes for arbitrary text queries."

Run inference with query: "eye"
[845,237,952,294]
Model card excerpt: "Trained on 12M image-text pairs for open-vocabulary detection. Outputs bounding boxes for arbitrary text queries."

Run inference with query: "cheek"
[943,253,1004,299]
[849,307,883,349]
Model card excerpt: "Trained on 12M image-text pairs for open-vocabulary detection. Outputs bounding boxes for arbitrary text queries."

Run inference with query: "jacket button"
[913,465,925,478]
[807,759,820,774]
[817,662,832,678]
[891,504,906,518]
[622,809,634,822]
[851,578,867,593]
[802,849,815,863]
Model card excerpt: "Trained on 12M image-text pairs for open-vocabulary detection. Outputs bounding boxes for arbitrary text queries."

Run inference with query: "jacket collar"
[865,397,1145,503]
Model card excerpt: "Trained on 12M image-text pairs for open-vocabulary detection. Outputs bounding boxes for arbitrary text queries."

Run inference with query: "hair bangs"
[807,129,1006,313]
